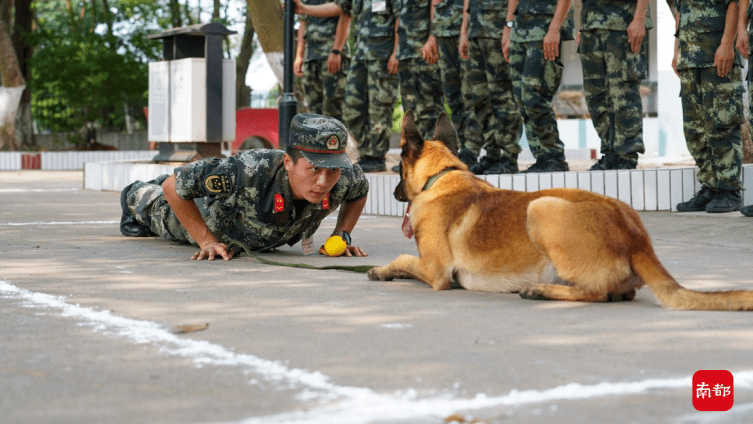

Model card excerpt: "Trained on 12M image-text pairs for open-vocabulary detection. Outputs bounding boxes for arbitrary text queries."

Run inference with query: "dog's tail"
[631,250,753,311]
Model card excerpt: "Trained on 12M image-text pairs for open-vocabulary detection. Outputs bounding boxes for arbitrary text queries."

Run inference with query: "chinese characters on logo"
[693,370,734,411]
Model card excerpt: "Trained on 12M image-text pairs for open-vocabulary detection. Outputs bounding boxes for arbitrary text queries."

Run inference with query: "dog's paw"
[519,286,548,301]
[367,267,394,281]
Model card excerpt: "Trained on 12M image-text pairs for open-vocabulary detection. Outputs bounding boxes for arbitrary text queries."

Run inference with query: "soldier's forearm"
[722,2,740,47]
[162,175,218,248]
[739,0,749,33]
[506,0,518,22]
[302,2,343,18]
[550,0,572,32]
[334,197,367,237]
[634,0,648,23]
[296,20,306,58]
[332,13,351,51]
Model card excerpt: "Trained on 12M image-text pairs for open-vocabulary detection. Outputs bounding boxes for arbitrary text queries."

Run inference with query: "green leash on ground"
[229,243,376,273]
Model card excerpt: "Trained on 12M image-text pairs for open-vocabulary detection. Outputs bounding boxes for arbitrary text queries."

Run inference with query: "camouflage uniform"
[748,2,753,131]
[338,0,398,161]
[121,151,369,252]
[675,0,744,193]
[433,0,478,159]
[396,0,445,139]
[465,0,523,166]
[508,0,575,168]
[579,1,651,168]
[299,0,351,122]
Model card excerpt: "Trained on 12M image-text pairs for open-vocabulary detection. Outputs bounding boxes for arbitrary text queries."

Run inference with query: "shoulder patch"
[204,174,232,194]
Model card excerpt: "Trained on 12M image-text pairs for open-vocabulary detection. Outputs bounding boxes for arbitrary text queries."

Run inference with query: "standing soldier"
[737,0,753,216]
[459,0,524,175]
[503,0,575,173]
[294,1,351,123]
[671,0,745,213]
[395,0,445,141]
[580,1,651,171]
[433,0,479,167]
[295,0,400,173]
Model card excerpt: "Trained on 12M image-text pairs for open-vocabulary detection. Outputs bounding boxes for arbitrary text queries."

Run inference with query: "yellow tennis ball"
[323,235,347,257]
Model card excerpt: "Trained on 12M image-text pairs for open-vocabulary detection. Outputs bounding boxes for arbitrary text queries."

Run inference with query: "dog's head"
[394,110,464,202]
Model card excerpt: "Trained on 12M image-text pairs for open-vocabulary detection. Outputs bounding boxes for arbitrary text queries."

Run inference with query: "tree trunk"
[246,0,284,86]
[236,6,255,108]
[1,0,25,151]
[13,0,34,148]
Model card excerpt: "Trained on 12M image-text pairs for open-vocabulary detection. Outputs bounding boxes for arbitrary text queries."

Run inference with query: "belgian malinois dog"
[367,111,753,310]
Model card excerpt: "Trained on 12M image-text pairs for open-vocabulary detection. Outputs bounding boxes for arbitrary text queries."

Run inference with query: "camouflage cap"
[289,113,352,169]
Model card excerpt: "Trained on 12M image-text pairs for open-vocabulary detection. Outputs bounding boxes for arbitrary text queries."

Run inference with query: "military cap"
[289,113,352,169]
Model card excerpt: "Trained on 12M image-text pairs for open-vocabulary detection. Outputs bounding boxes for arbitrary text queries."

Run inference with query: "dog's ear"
[401,109,424,154]
[433,112,459,155]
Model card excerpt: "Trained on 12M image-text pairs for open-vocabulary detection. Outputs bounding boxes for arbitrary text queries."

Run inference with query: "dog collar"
[423,168,456,191]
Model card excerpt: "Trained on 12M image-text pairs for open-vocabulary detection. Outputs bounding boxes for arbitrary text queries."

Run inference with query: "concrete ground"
[1,170,752,424]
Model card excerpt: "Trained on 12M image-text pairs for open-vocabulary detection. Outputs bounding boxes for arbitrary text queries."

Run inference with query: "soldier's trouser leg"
[321,57,349,123]
[301,60,325,115]
[122,176,195,245]
[437,36,475,148]
[364,59,398,158]
[509,40,566,162]
[467,38,498,158]
[580,30,646,163]
[398,57,445,140]
[478,37,522,164]
[679,68,744,191]
[343,56,370,152]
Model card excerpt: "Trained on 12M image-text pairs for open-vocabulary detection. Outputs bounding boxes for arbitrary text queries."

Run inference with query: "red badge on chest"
[322,193,330,210]
[274,193,284,212]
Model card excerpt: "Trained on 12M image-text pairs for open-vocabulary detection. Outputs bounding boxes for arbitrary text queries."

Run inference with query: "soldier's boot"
[705,190,742,213]
[484,156,519,174]
[458,148,478,167]
[469,156,496,175]
[119,175,168,237]
[613,157,638,170]
[357,156,386,173]
[524,156,569,173]
[741,204,753,217]
[120,182,153,237]
[589,153,617,171]
[676,187,714,212]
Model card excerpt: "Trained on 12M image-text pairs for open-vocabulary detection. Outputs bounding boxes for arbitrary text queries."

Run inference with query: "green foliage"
[29,0,167,136]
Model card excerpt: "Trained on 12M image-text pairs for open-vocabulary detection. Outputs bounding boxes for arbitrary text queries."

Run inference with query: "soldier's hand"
[317,244,367,257]
[327,53,342,74]
[459,35,469,60]
[432,0,443,5]
[192,241,235,261]
[345,245,367,257]
[294,56,304,77]
[737,34,749,60]
[388,53,399,74]
[714,43,734,78]
[543,29,560,61]
[422,35,438,65]
[627,19,646,53]
[502,28,511,62]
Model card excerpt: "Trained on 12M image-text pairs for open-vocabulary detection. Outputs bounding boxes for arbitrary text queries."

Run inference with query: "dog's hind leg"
[522,196,636,303]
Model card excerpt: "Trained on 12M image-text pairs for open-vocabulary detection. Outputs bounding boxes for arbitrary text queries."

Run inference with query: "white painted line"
[0,188,80,193]
[0,220,119,226]
[2,280,751,424]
